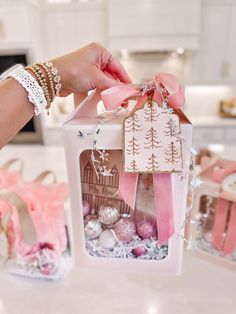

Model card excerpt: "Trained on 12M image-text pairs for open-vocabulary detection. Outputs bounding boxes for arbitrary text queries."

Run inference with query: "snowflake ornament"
[191,178,202,188]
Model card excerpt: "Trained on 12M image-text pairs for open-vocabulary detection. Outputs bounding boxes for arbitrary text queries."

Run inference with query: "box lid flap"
[63,90,100,125]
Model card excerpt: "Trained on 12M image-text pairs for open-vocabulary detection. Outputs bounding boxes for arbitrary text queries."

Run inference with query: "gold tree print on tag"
[127,136,140,156]
[144,127,161,149]
[164,119,178,137]
[123,100,182,173]
[125,113,142,132]
[127,160,138,172]
[146,153,160,172]
[144,104,160,122]
[165,141,180,164]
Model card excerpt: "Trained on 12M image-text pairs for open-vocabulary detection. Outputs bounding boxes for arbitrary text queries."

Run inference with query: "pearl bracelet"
[45,62,62,97]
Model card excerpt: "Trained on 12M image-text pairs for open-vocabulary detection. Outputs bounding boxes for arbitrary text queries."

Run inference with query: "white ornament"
[99,230,117,249]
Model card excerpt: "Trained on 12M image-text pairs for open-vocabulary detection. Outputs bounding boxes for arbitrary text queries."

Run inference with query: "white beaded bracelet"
[5,65,47,115]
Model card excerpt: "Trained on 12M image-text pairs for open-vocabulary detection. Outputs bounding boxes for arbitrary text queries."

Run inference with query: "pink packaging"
[189,157,236,271]
[0,169,71,280]
[63,81,192,274]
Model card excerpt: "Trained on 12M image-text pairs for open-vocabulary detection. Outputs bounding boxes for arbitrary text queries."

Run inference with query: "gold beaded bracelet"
[25,62,61,115]
[37,63,56,102]
[26,65,51,107]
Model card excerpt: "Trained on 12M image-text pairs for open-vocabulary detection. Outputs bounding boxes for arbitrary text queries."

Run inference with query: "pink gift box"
[63,90,192,274]
[188,157,236,271]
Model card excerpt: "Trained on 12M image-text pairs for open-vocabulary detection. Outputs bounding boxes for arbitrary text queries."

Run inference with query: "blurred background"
[0,1,235,314]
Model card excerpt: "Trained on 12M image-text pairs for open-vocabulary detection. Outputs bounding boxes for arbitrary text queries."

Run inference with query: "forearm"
[0,78,34,148]
[0,43,131,149]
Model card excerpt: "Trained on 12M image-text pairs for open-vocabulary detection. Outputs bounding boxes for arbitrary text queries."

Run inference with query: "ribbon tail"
[0,188,37,245]
[154,73,185,109]
[118,172,139,210]
[223,202,236,255]
[153,173,175,245]
[212,198,229,250]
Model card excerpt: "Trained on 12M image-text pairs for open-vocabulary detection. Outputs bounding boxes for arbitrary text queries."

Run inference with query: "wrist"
[25,62,62,114]
[49,57,70,94]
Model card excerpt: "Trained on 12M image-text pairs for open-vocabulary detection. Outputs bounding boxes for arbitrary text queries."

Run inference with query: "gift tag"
[123,100,182,173]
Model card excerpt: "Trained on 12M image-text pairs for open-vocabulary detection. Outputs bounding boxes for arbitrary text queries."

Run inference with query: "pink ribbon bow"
[101,73,185,245]
[101,73,185,111]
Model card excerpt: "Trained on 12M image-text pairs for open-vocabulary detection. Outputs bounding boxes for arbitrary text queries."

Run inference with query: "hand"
[51,42,132,97]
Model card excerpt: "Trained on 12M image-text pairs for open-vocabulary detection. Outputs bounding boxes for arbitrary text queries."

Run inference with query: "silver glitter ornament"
[84,219,102,240]
[98,206,120,225]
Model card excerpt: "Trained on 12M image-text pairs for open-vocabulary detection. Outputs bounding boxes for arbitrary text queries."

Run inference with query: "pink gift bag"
[0,159,24,189]
[0,171,71,280]
[63,73,192,274]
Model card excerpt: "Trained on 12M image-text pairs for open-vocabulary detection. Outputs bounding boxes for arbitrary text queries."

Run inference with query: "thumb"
[95,69,122,90]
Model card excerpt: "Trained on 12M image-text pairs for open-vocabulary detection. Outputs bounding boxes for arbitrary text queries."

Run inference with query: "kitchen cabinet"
[227,4,236,82]
[43,2,107,59]
[0,3,38,45]
[225,127,236,142]
[193,125,236,147]
[191,0,236,84]
[193,127,225,143]
[0,2,43,61]
[44,11,77,58]
[108,0,201,52]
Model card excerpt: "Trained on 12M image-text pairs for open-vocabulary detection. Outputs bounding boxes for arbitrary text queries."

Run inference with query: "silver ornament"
[98,206,120,225]
[84,219,102,240]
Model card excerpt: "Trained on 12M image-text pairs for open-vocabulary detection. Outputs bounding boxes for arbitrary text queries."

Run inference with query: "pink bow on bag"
[0,177,68,259]
[12,180,68,256]
[101,73,185,245]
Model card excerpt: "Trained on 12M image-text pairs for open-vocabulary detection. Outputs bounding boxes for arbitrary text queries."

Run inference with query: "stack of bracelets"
[25,62,61,115]
[0,62,62,116]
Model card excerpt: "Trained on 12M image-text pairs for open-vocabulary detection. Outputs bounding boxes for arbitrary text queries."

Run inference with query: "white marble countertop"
[0,145,235,314]
[0,253,235,314]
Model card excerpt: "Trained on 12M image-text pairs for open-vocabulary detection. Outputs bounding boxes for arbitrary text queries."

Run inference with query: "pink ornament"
[136,219,156,239]
[114,218,136,242]
[83,200,91,217]
[131,246,147,257]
